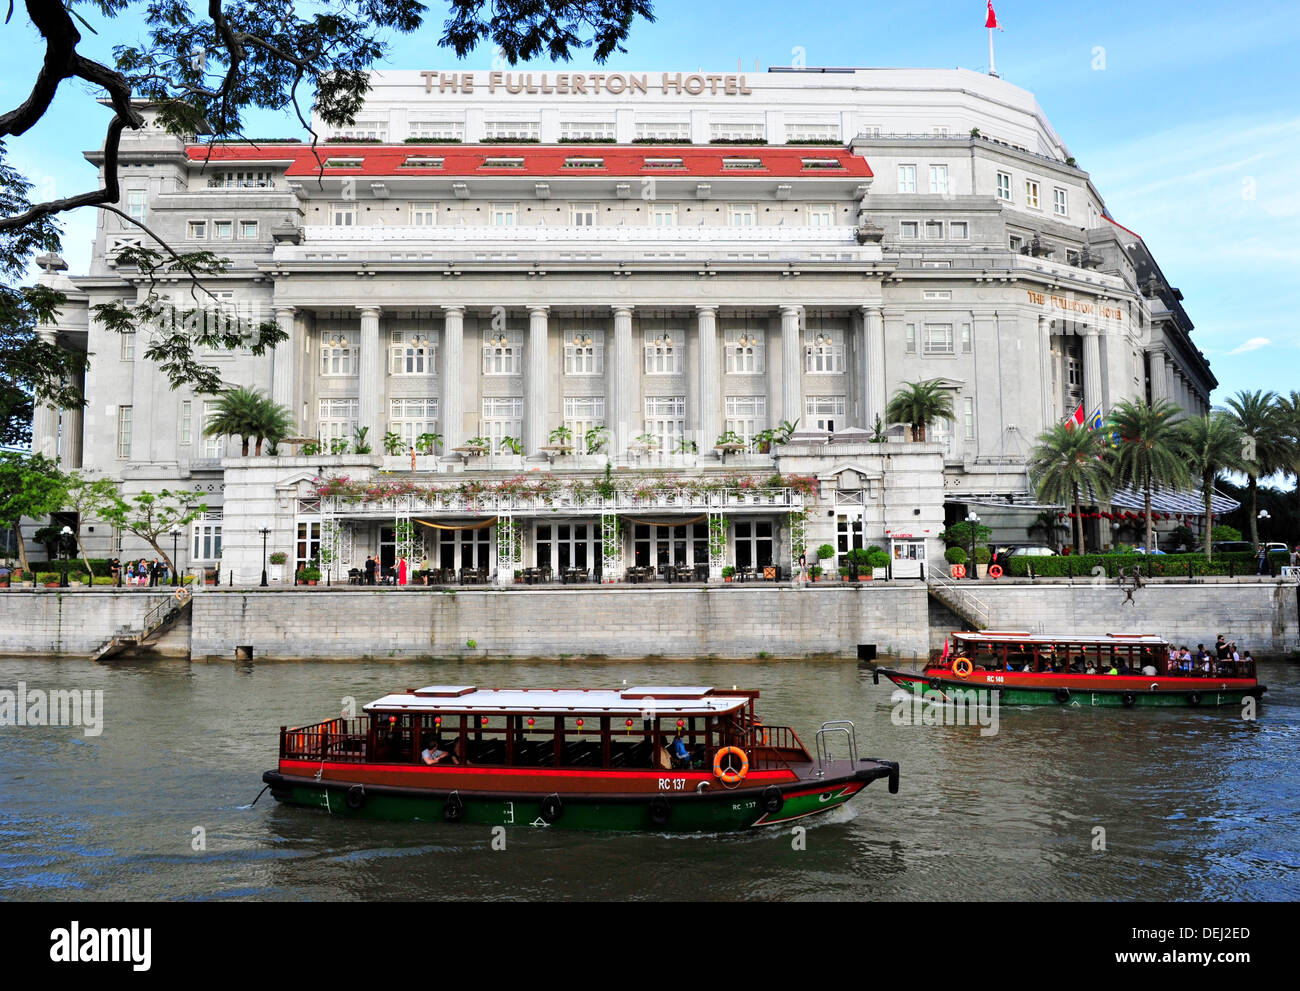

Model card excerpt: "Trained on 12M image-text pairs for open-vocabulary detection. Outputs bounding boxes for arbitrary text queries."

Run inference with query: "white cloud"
[1227,338,1271,355]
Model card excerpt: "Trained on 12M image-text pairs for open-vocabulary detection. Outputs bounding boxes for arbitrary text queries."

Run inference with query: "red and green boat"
[873,632,1267,709]
[262,685,899,831]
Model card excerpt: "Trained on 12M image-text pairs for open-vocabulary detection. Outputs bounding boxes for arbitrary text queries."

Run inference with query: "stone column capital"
[274,306,295,319]
[528,305,550,318]
[612,305,635,318]
[441,305,465,317]
[695,304,718,316]
[780,304,804,319]
[356,305,382,318]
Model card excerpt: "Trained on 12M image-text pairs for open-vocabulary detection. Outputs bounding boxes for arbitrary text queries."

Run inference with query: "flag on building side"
[1087,406,1105,432]
[1064,402,1085,430]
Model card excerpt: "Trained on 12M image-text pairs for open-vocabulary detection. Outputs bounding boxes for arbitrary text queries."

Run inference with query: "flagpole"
[988,27,997,76]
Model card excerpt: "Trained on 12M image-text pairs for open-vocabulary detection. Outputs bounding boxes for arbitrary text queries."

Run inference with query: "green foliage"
[715,429,744,448]
[584,425,609,454]
[886,380,955,441]
[499,435,523,455]
[548,425,573,446]
[383,431,405,456]
[352,425,372,454]
[944,546,968,565]
[0,452,66,572]
[1006,551,1285,579]
[1213,524,1243,542]
[101,488,206,574]
[941,520,992,547]
[416,432,442,455]
[974,547,992,565]
[721,566,736,579]
[867,549,891,570]
[815,543,835,561]
[269,552,288,565]
[202,386,293,456]
[1109,399,1190,552]
[1027,422,1113,553]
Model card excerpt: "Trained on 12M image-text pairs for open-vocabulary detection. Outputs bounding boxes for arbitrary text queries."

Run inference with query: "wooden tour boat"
[873,632,1267,709]
[263,685,900,831]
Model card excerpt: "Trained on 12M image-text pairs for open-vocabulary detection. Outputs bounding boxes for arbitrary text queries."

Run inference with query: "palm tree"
[203,386,263,456]
[886,380,954,442]
[1027,423,1113,554]
[1179,412,1242,560]
[253,398,294,456]
[1270,390,1300,521]
[1222,390,1286,548]
[1109,398,1192,553]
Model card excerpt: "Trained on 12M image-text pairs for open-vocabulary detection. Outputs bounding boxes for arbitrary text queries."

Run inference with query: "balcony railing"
[301,223,860,244]
[321,486,804,518]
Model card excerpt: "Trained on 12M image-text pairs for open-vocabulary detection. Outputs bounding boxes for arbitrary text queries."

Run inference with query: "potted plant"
[722,565,736,583]
[584,425,609,454]
[416,432,442,456]
[974,546,992,578]
[845,547,873,580]
[499,435,523,456]
[269,551,287,582]
[815,543,835,577]
[944,545,968,577]
[752,428,778,455]
[868,548,891,579]
[300,561,321,586]
[838,565,851,582]
[807,564,823,582]
[382,430,405,456]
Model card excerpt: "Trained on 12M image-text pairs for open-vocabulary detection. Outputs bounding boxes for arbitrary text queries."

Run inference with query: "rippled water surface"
[1,654,1296,901]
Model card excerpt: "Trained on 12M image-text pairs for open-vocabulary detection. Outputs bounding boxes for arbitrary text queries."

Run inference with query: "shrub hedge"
[1006,550,1289,579]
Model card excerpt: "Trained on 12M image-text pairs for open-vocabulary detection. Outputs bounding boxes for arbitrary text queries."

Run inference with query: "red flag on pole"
[1064,402,1085,430]
[940,638,950,662]
[986,1,1002,30]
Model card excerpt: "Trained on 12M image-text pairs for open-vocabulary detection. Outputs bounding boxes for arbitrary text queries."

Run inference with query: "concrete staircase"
[925,566,990,631]
[91,589,192,662]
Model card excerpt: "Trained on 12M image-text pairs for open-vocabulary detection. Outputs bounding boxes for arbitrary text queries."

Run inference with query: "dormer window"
[401,156,444,168]
[483,157,525,169]
[563,157,605,169]
[801,158,843,169]
[323,157,363,168]
[643,157,685,170]
[722,158,764,170]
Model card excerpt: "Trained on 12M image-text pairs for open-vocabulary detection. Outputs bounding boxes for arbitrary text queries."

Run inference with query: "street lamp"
[1258,510,1270,541]
[260,527,271,587]
[169,526,181,586]
[59,525,72,587]
[967,511,979,581]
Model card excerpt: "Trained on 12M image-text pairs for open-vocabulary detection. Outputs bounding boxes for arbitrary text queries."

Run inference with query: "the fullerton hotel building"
[34,67,1215,584]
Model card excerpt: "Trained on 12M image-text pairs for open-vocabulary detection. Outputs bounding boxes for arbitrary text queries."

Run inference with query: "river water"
[1,654,1296,901]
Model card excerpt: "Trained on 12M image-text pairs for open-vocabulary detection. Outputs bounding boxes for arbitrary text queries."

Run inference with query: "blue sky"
[4,0,1298,403]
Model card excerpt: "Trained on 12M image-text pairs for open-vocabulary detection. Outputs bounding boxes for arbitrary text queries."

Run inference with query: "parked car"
[991,544,1055,568]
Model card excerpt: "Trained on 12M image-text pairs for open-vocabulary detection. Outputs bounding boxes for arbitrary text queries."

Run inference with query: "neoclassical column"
[63,384,83,469]
[696,305,719,449]
[525,306,549,456]
[1038,316,1055,426]
[31,330,60,460]
[1148,348,1168,403]
[441,306,465,452]
[356,305,382,447]
[1081,325,1102,418]
[780,305,803,428]
[862,305,885,430]
[610,306,635,453]
[271,307,296,411]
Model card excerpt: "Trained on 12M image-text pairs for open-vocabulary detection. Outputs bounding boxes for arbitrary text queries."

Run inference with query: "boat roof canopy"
[953,632,1166,646]
[363,686,756,716]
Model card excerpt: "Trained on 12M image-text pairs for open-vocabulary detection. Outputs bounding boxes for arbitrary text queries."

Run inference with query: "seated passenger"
[421,738,459,765]
[1105,663,1119,675]
[1141,662,1158,676]
[671,733,690,767]
[1118,660,1131,674]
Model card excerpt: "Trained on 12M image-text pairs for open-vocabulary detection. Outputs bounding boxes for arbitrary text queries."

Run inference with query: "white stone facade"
[30,67,1214,581]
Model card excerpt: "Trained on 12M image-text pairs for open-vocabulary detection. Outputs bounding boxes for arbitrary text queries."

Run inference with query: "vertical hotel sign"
[420,71,756,96]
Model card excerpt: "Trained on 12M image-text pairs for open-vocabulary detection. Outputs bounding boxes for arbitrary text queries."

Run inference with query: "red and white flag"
[940,638,950,662]
[986,1,1003,30]
[1064,402,1085,430]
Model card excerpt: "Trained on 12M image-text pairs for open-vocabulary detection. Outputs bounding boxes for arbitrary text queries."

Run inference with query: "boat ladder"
[813,720,858,778]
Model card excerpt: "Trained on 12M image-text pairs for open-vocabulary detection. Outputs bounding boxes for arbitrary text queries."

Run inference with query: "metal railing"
[814,720,858,774]
[926,565,991,629]
[280,717,369,762]
[141,587,190,636]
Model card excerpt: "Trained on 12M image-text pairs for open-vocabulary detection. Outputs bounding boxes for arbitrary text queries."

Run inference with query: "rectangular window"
[1054,187,1068,216]
[331,203,356,226]
[723,158,765,171]
[563,336,604,375]
[1009,234,1024,252]
[898,165,917,194]
[924,221,944,240]
[996,171,1012,201]
[559,120,615,141]
[319,398,359,446]
[636,121,690,141]
[120,331,135,361]
[570,202,598,226]
[651,204,678,226]
[905,323,916,354]
[332,121,386,141]
[899,221,919,239]
[786,122,839,142]
[296,521,321,569]
[490,202,518,226]
[126,189,147,224]
[924,323,955,355]
[725,332,765,374]
[563,397,606,452]
[208,170,273,189]
[191,512,223,562]
[483,120,540,140]
[929,165,948,195]
[805,333,844,373]
[724,395,767,445]
[643,333,683,374]
[481,397,523,451]
[116,406,132,459]
[950,221,968,239]
[482,334,522,375]
[202,401,222,457]
[710,122,765,142]
[409,120,465,141]
[923,290,953,301]
[187,220,207,240]
[320,342,359,376]
[179,400,192,446]
[238,220,258,239]
[727,204,757,227]
[212,220,233,240]
[806,204,835,227]
[410,202,437,225]
[964,397,975,439]
[643,396,685,452]
[805,395,845,432]
[389,330,437,376]
[961,323,972,353]
[1025,180,1041,209]
[389,397,439,448]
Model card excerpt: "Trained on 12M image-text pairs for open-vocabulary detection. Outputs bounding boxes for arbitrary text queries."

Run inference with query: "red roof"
[1104,215,1141,241]
[185,144,872,179]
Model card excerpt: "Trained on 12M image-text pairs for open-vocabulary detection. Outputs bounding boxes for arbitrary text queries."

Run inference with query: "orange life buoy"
[953,657,974,678]
[988,564,1003,579]
[713,746,749,784]
[951,564,967,579]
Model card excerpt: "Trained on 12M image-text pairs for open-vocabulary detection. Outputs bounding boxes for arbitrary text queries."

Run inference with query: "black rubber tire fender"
[540,793,563,823]
[345,784,365,811]
[648,795,671,826]
[1122,692,1137,708]
[927,678,942,691]
[1054,687,1071,704]
[760,786,784,814]
[444,791,464,822]
[1188,692,1202,707]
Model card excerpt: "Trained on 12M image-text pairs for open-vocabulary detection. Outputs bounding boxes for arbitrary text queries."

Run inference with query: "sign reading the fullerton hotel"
[420,71,755,97]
